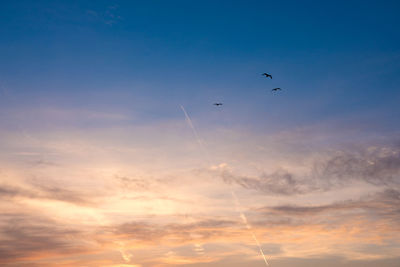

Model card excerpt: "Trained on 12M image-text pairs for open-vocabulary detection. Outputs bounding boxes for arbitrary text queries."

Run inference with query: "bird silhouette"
[262,73,272,79]
[272,88,281,92]
[213,103,223,106]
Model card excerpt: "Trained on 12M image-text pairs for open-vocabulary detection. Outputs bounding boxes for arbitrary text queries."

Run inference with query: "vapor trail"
[232,191,269,266]
[179,105,269,266]
[179,105,210,161]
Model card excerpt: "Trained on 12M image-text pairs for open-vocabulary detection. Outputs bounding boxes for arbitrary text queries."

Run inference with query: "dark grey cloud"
[268,256,400,267]
[30,159,58,167]
[114,174,181,191]
[107,218,239,244]
[0,214,91,264]
[256,189,400,226]
[216,144,400,195]
[313,147,400,187]
[0,183,93,206]
[0,184,37,199]
[112,221,165,241]
[30,183,93,205]
[167,219,239,241]
[220,169,310,195]
[114,175,153,191]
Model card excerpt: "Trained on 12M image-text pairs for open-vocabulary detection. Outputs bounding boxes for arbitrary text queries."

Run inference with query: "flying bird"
[262,73,272,79]
[272,88,281,92]
[213,103,223,106]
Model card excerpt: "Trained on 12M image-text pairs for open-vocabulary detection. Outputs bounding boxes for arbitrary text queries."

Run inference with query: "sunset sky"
[1,1,400,266]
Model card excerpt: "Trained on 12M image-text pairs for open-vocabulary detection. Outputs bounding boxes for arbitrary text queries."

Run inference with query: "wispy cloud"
[0,213,93,264]
[0,180,97,205]
[258,189,400,222]
[86,3,122,26]
[0,108,399,266]
[210,143,400,195]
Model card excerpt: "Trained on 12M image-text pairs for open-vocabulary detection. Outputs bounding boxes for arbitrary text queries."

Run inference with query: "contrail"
[179,105,269,266]
[179,105,210,161]
[232,191,269,266]
[115,241,133,263]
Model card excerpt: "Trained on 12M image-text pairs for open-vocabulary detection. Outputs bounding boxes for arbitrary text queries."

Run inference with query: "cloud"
[313,146,400,187]
[86,3,122,26]
[0,110,399,265]
[110,218,239,244]
[0,183,94,206]
[220,169,308,195]
[213,144,400,195]
[114,176,154,191]
[111,221,165,243]
[31,183,95,205]
[0,184,36,199]
[0,214,92,264]
[256,189,400,228]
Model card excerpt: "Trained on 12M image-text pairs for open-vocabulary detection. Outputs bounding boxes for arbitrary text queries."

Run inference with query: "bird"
[213,103,223,106]
[272,88,281,92]
[262,73,272,79]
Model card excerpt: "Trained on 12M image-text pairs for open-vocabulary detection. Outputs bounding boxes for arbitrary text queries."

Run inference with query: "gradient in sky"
[0,1,400,266]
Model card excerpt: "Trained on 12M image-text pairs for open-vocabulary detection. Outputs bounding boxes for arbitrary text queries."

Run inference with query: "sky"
[0,0,400,266]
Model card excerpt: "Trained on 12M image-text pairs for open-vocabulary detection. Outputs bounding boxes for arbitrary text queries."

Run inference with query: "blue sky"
[0,1,399,267]
[1,0,399,130]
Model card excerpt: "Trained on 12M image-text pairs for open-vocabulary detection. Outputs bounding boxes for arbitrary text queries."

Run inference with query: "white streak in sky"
[115,241,133,263]
[179,105,210,162]
[180,104,269,266]
[232,191,269,266]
